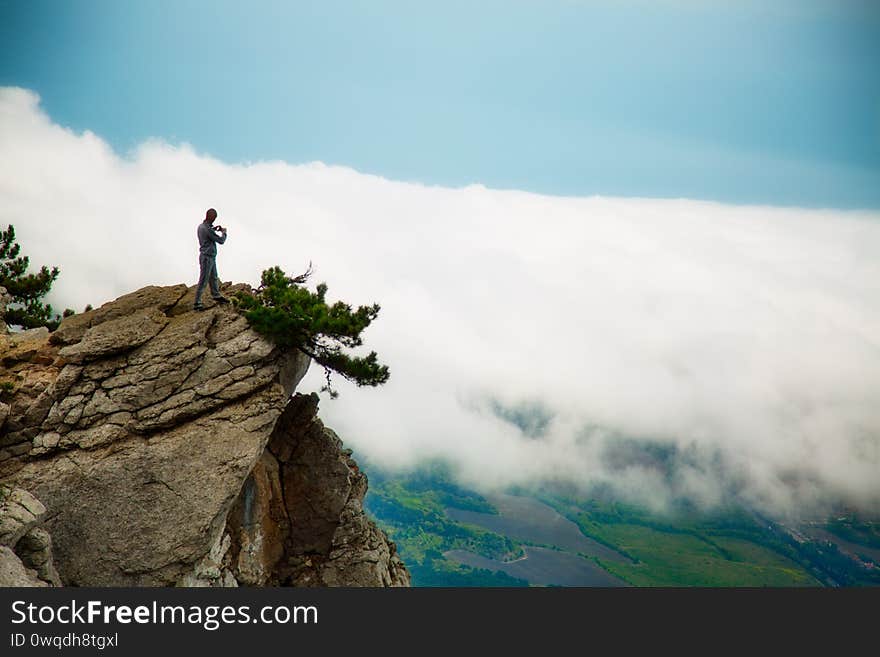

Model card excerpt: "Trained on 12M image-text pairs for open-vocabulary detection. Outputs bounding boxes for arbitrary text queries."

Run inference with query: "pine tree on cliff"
[234,265,390,397]
[0,224,73,331]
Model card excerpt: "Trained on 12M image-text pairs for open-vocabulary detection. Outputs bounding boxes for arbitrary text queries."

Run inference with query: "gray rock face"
[16,526,62,586]
[0,545,46,586]
[1,284,309,585]
[225,393,410,587]
[0,487,46,547]
[0,485,59,586]
[0,283,409,587]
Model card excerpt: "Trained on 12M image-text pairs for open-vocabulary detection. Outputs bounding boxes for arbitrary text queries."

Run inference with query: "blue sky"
[1,0,879,207]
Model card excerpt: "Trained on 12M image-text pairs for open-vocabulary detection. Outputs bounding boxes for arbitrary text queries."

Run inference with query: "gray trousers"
[195,254,221,306]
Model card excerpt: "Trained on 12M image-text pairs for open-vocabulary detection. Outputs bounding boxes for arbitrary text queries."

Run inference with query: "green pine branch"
[234,265,390,397]
[0,224,74,331]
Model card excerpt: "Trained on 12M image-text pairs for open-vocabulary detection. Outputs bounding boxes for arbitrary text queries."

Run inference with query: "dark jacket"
[197,221,227,257]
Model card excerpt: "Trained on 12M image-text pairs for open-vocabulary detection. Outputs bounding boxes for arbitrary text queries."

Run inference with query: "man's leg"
[194,255,210,309]
[209,259,228,302]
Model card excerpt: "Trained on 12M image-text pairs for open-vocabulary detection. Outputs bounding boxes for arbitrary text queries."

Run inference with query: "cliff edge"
[0,284,409,587]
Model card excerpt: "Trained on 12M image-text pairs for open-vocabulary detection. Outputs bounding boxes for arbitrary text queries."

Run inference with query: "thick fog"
[3,87,879,518]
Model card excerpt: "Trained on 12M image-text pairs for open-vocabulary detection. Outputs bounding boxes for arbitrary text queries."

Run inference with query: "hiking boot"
[213,296,230,304]
[193,305,206,312]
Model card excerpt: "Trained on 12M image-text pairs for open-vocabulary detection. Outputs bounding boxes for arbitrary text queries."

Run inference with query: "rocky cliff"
[0,284,409,587]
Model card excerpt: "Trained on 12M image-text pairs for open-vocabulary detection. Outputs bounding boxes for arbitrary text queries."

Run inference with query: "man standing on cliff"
[194,208,230,311]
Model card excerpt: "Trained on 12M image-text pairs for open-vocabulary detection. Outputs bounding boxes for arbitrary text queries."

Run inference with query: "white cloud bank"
[2,86,879,517]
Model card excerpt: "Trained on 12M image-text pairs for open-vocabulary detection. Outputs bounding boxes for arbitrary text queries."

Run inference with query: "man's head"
[205,208,217,224]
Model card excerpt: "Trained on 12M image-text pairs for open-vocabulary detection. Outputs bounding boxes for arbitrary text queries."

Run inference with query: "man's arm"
[209,227,227,244]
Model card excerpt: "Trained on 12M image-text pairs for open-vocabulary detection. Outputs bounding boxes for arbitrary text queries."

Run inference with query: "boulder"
[0,545,46,586]
[0,485,59,586]
[0,283,408,587]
